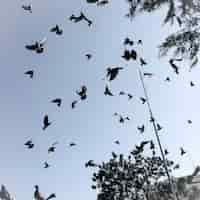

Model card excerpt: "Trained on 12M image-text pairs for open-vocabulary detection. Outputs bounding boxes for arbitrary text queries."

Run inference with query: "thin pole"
[138,68,179,200]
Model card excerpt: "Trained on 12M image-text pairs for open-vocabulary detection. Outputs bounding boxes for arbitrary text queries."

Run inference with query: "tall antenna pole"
[138,69,179,200]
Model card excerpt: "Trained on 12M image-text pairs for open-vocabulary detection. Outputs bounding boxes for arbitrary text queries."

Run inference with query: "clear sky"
[0,0,200,200]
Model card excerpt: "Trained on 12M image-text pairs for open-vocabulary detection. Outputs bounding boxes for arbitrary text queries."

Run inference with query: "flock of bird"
[20,0,192,198]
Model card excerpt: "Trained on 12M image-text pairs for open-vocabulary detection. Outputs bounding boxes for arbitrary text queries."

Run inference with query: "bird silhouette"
[165,77,171,82]
[69,142,76,147]
[76,86,87,100]
[187,120,192,124]
[164,149,169,155]
[119,91,125,95]
[34,185,56,200]
[44,162,50,168]
[24,140,34,149]
[86,0,98,3]
[137,39,142,45]
[140,58,147,66]
[25,42,39,51]
[106,67,123,81]
[24,70,34,79]
[48,146,56,154]
[97,0,109,6]
[143,72,153,78]
[122,50,131,61]
[26,38,46,54]
[71,100,78,109]
[85,160,96,167]
[42,115,51,130]
[104,85,114,96]
[50,25,63,35]
[51,98,62,107]
[156,123,163,131]
[190,81,195,87]
[127,93,133,100]
[123,37,134,46]
[69,12,92,26]
[180,147,186,156]
[114,140,120,145]
[85,54,92,60]
[137,125,145,133]
[169,59,181,74]
[140,97,146,104]
[22,4,32,13]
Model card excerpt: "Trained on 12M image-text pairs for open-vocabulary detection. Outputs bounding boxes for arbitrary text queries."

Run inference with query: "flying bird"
[71,100,78,109]
[104,85,114,96]
[85,160,96,167]
[76,86,87,100]
[34,185,56,200]
[114,140,120,145]
[51,98,62,107]
[48,146,56,154]
[44,162,50,168]
[143,72,153,78]
[140,97,146,104]
[180,147,186,156]
[127,93,133,100]
[123,37,134,46]
[165,77,171,82]
[137,39,142,45]
[50,25,63,35]
[137,125,145,134]
[69,142,76,147]
[24,70,34,79]
[106,67,123,81]
[24,140,34,149]
[42,115,51,130]
[187,120,192,124]
[169,59,182,74]
[190,81,195,87]
[97,0,109,6]
[22,4,32,13]
[164,149,169,155]
[69,12,92,26]
[140,58,147,66]
[156,123,163,131]
[85,54,92,60]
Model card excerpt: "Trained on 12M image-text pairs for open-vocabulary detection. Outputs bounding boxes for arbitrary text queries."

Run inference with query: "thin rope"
[138,68,179,200]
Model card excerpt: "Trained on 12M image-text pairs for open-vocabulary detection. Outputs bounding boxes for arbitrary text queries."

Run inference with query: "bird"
[140,97,146,104]
[114,140,120,145]
[51,98,62,107]
[86,0,98,3]
[25,38,47,54]
[25,42,39,51]
[119,91,125,95]
[44,162,50,168]
[187,120,192,124]
[140,58,147,66]
[106,67,123,81]
[22,4,32,13]
[131,49,137,60]
[50,25,63,35]
[156,123,163,131]
[122,50,131,61]
[173,164,180,170]
[190,81,195,87]
[123,37,134,46]
[164,149,169,155]
[97,0,109,6]
[180,147,186,156]
[34,185,56,200]
[85,54,92,60]
[69,12,92,26]
[143,72,153,78]
[24,70,34,79]
[169,59,181,74]
[104,85,114,96]
[137,39,142,45]
[165,77,171,82]
[48,146,56,154]
[69,142,76,147]
[85,160,97,167]
[127,93,133,100]
[137,125,145,133]
[24,140,34,149]
[119,116,125,123]
[71,100,78,109]
[76,86,87,100]
[42,115,51,130]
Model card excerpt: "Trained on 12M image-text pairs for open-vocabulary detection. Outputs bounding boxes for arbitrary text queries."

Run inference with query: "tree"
[125,0,200,70]
[88,141,177,200]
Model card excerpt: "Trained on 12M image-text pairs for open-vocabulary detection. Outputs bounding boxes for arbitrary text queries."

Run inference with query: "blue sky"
[1,0,200,199]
